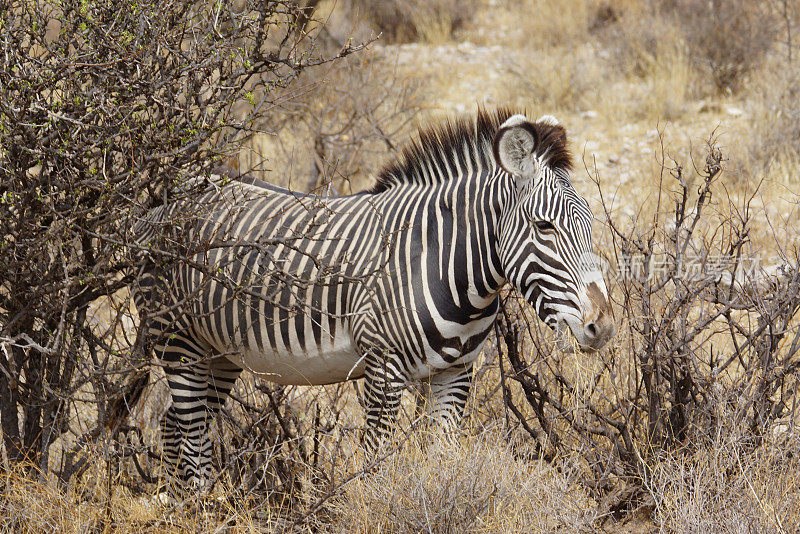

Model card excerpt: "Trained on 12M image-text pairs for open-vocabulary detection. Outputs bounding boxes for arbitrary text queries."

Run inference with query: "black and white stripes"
[132,108,614,494]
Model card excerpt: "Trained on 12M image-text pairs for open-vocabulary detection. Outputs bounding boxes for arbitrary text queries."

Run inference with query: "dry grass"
[325,433,596,533]
[648,434,800,532]
[0,467,283,533]
[5,404,800,532]
[0,432,598,533]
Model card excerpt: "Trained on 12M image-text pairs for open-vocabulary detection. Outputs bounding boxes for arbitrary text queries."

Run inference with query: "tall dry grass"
[648,433,800,532]
[324,433,597,533]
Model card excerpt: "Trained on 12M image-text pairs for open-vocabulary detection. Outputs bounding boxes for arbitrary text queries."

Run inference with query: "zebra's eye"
[534,220,556,233]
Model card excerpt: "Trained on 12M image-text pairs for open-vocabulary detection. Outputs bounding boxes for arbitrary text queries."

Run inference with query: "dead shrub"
[743,64,800,185]
[497,138,800,518]
[350,0,475,44]
[613,0,779,92]
[0,0,367,487]
[241,51,422,194]
[589,3,619,33]
[503,46,606,112]
[675,0,780,92]
[601,0,779,95]
[599,2,679,79]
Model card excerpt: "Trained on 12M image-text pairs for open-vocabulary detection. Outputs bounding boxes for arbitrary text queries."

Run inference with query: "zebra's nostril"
[585,322,598,339]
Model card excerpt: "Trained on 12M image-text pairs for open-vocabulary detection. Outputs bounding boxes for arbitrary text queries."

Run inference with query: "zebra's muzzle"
[578,281,615,350]
[557,281,615,352]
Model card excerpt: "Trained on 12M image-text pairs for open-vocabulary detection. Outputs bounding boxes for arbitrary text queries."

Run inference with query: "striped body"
[139,176,503,383]
[132,109,615,493]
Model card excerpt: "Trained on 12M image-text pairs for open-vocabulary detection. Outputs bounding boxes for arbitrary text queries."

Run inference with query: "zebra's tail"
[106,368,150,432]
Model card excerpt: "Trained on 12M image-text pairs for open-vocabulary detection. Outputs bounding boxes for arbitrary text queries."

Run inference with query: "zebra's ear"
[492,114,540,180]
[536,114,561,127]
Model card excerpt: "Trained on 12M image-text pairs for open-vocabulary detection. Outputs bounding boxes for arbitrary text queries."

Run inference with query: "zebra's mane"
[368,107,572,194]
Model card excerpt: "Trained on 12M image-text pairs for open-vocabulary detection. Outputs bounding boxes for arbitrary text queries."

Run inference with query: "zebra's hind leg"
[196,356,242,487]
[158,330,212,496]
[157,329,242,497]
[361,351,407,454]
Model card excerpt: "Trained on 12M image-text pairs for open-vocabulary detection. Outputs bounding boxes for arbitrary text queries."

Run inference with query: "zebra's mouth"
[554,316,582,353]
[557,314,609,353]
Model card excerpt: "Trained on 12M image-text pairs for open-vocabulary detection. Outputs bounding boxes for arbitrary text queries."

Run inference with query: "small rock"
[457,41,474,54]
[727,107,745,117]
[581,110,599,120]
[696,100,720,113]
[607,154,619,165]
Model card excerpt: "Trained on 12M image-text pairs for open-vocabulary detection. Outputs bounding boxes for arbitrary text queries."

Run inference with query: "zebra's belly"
[228,338,366,386]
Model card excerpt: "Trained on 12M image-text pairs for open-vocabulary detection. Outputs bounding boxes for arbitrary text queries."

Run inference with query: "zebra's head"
[492,114,614,351]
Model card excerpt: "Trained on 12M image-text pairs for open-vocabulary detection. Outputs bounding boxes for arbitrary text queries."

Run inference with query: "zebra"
[125,108,615,494]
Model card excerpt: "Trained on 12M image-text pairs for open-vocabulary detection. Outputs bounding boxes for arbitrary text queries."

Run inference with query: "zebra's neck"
[369,166,508,319]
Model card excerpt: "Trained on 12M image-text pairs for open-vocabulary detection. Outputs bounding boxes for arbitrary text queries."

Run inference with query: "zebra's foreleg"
[425,362,474,443]
[361,350,407,454]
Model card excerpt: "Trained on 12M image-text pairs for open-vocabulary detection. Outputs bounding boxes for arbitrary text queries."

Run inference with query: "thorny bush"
[496,139,800,517]
[0,0,364,486]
